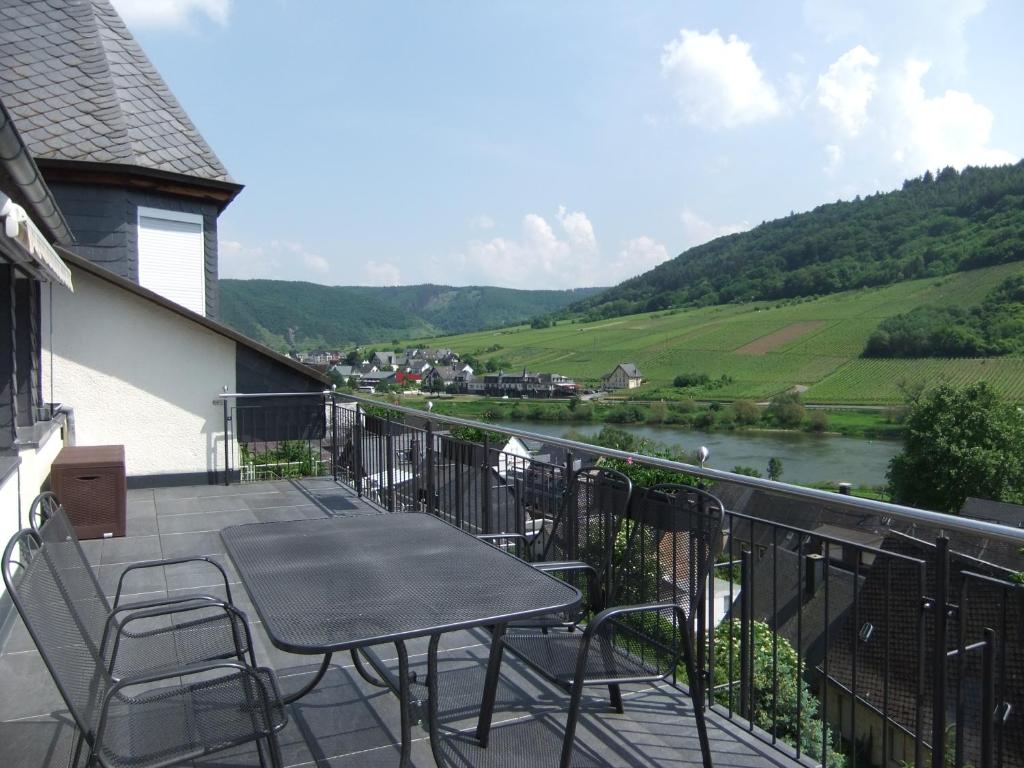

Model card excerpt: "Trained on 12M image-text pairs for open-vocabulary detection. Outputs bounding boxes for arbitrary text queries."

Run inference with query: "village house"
[602,362,643,390]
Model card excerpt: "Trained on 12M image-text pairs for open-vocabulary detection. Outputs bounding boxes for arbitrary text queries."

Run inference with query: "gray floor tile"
[96,562,168,598]
[252,505,326,523]
[157,508,258,535]
[155,495,252,516]
[159,530,225,558]
[0,715,76,768]
[100,534,163,565]
[163,555,239,594]
[0,651,65,720]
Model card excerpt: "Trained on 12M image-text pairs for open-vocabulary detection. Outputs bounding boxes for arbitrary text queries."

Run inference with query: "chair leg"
[679,626,713,768]
[266,731,284,768]
[559,681,587,768]
[608,683,623,713]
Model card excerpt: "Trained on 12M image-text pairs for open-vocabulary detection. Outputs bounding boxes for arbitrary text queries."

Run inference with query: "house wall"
[0,422,65,630]
[47,183,220,317]
[42,267,236,485]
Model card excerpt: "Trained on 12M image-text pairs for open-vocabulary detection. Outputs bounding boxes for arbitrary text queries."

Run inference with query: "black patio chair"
[485,475,723,768]
[3,526,287,768]
[27,492,256,677]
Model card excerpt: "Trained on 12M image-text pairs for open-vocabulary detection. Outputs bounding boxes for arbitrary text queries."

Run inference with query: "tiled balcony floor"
[0,478,806,768]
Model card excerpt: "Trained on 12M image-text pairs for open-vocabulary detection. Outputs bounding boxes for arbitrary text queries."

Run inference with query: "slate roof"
[619,363,641,377]
[0,0,233,183]
[826,532,1023,762]
[961,497,1024,529]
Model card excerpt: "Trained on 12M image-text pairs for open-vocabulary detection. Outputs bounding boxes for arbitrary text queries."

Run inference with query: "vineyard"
[410,262,1024,404]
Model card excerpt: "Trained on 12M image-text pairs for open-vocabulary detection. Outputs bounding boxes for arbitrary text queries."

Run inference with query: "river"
[495,421,901,487]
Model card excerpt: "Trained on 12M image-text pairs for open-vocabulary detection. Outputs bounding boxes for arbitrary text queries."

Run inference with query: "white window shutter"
[137,207,206,315]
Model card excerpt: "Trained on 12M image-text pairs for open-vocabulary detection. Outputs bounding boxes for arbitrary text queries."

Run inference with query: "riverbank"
[399,395,905,440]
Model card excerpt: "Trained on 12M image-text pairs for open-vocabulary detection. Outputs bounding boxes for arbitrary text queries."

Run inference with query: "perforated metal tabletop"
[221,514,581,654]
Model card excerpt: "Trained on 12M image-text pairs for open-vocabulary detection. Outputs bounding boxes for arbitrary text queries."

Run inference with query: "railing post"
[354,404,363,498]
[386,412,396,513]
[482,434,492,533]
[331,392,338,482]
[740,549,752,720]
[222,396,231,486]
[932,536,950,768]
[981,627,995,768]
[425,420,435,515]
[564,450,577,560]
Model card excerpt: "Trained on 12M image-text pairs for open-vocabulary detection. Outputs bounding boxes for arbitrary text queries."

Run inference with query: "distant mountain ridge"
[572,162,1024,319]
[218,280,605,350]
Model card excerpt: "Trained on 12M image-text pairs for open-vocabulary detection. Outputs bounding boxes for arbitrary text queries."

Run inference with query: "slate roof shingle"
[0,0,233,183]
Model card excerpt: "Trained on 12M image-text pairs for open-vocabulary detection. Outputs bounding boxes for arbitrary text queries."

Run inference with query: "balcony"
[2,478,804,767]
[1,392,1021,768]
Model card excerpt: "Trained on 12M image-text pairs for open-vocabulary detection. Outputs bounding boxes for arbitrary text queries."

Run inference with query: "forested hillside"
[218,281,603,349]
[573,162,1024,319]
[864,274,1024,357]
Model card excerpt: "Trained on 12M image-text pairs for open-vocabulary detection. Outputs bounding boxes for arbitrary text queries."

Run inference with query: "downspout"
[0,100,74,246]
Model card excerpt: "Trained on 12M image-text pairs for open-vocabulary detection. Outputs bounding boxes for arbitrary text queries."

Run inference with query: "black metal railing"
[219,390,1024,768]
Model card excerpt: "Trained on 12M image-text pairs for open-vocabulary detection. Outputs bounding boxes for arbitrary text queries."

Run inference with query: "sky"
[111,0,1024,290]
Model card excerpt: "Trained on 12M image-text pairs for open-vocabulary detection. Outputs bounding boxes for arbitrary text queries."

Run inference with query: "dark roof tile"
[0,0,233,183]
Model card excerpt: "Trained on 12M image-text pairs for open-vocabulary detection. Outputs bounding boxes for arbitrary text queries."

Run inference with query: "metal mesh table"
[222,514,580,766]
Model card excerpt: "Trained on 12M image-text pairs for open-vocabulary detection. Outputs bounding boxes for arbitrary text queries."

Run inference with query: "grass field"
[409,262,1024,404]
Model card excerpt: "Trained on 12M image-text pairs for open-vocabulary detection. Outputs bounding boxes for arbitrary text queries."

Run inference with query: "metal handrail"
[309,391,1024,546]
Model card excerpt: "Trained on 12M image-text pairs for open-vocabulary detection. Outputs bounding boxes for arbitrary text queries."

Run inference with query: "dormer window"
[137,207,205,315]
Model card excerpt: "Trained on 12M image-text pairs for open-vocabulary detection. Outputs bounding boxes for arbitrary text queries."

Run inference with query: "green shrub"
[713,620,846,768]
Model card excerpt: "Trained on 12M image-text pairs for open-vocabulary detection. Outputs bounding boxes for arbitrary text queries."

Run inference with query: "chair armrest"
[570,603,689,686]
[532,560,595,575]
[476,533,531,559]
[105,599,252,677]
[94,660,284,759]
[585,602,686,636]
[113,556,233,610]
[102,593,224,657]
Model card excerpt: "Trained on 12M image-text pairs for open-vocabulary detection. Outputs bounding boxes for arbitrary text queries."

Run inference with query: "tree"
[728,399,761,426]
[714,620,846,768]
[767,456,783,481]
[887,382,1024,512]
[767,392,805,428]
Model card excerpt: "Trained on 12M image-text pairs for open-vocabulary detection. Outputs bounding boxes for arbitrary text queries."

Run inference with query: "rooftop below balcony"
[0,478,808,768]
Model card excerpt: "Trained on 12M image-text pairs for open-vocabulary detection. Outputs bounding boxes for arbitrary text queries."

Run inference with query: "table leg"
[395,639,413,768]
[351,647,391,687]
[475,623,507,747]
[426,633,446,767]
[283,652,333,705]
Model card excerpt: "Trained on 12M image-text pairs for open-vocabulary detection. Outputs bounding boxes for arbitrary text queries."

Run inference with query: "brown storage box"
[51,445,126,539]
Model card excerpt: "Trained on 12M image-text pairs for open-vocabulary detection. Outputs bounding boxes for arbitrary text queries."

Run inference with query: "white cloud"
[468,214,495,230]
[660,29,781,129]
[802,0,987,77]
[219,238,332,282]
[452,208,602,289]
[680,208,751,250]
[363,260,402,285]
[111,0,230,29]
[556,206,597,254]
[823,143,843,175]
[817,45,879,137]
[888,58,1016,170]
[610,237,670,281]
[304,253,330,275]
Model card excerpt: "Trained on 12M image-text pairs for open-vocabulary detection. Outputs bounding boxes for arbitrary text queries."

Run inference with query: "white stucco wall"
[0,466,22,563]
[41,268,236,480]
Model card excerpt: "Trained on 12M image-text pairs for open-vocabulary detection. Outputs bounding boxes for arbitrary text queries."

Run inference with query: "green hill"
[573,162,1024,319]
[412,262,1024,404]
[218,280,604,349]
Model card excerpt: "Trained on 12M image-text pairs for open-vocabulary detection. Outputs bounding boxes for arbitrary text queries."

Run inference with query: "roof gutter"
[0,100,74,245]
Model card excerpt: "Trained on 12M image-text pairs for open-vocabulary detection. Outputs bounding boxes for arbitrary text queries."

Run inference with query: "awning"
[0,195,74,290]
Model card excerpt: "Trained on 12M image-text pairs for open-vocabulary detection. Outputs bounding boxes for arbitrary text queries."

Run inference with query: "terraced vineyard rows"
[412,263,1024,404]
